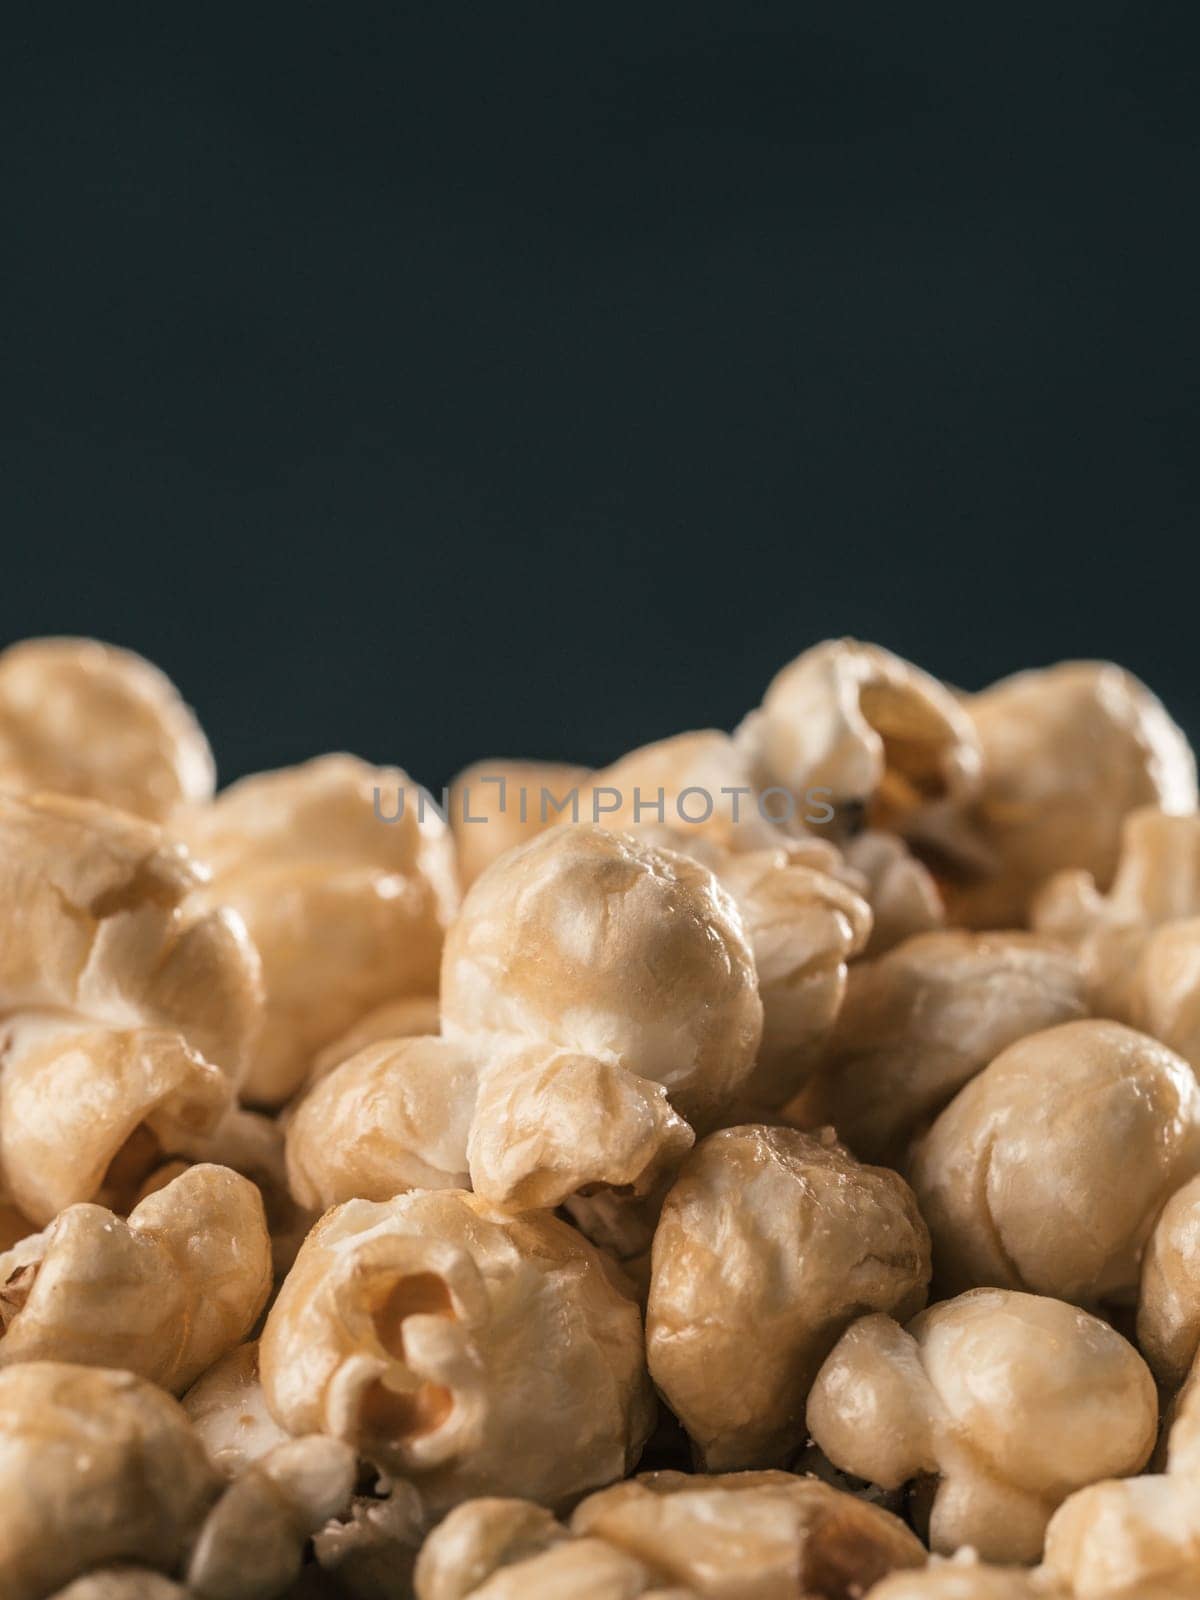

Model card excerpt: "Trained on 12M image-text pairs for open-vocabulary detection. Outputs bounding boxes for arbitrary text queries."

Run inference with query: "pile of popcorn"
[2,634,1200,1600]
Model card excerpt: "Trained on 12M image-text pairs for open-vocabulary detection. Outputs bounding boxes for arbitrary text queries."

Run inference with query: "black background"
[3,4,1198,790]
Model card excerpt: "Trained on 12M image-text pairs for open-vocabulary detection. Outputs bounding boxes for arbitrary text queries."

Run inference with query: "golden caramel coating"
[0,792,259,1079]
[624,823,873,1112]
[867,1562,1065,1599]
[459,1540,667,1600]
[0,1164,271,1393]
[414,1500,691,1600]
[416,1479,924,1600]
[948,664,1196,928]
[576,730,783,852]
[414,1498,568,1600]
[571,1470,927,1598]
[286,1035,478,1210]
[180,754,458,1105]
[183,1343,292,1479]
[647,1126,930,1470]
[467,1041,693,1212]
[2,635,1195,1594]
[259,1189,654,1511]
[184,1433,356,1600]
[441,825,762,1130]
[0,793,261,1223]
[841,830,944,956]
[0,1026,228,1226]
[910,1020,1200,1305]
[450,759,591,886]
[0,636,215,822]
[1041,1474,1200,1600]
[310,994,442,1083]
[736,639,981,836]
[49,1575,186,1600]
[1137,1175,1200,1387]
[0,1361,219,1600]
[714,845,872,1109]
[290,1027,692,1220]
[1033,807,1200,946]
[1127,918,1200,1073]
[807,1289,1157,1563]
[1033,808,1200,1018]
[1033,811,1200,1073]
[139,1106,313,1283]
[792,931,1087,1166]
[1165,1347,1200,1480]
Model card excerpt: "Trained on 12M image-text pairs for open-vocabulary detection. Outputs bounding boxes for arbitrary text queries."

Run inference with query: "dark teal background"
[3,4,1197,788]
